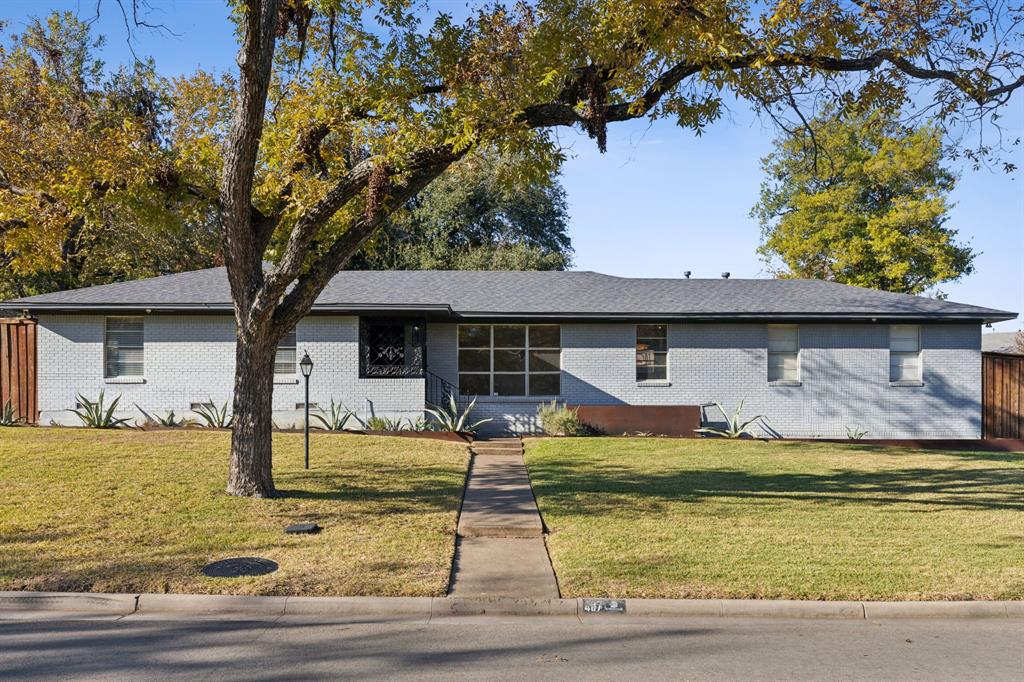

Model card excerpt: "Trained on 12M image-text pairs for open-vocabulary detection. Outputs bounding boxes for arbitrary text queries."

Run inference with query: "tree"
[0,13,217,301]
[3,1,1022,497]
[753,111,976,294]
[349,152,572,271]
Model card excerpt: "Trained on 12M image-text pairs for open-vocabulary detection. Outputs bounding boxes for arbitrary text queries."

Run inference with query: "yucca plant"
[311,399,356,431]
[425,392,492,433]
[135,404,184,427]
[0,399,19,426]
[70,391,132,429]
[192,400,233,428]
[694,399,768,439]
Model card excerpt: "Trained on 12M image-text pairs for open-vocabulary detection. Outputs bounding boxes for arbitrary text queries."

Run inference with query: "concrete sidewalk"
[449,437,560,599]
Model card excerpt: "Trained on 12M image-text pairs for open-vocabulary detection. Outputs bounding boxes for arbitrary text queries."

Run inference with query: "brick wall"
[36,314,424,427]
[426,321,982,438]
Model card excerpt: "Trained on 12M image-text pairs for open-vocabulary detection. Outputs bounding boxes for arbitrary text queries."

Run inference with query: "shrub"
[70,391,132,429]
[425,392,492,433]
[365,415,409,431]
[846,425,869,440]
[536,401,590,436]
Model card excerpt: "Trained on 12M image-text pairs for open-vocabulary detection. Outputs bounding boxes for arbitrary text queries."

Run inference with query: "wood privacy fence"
[0,318,38,424]
[982,352,1024,439]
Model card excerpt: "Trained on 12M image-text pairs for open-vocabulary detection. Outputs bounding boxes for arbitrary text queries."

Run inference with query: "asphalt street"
[0,614,1021,680]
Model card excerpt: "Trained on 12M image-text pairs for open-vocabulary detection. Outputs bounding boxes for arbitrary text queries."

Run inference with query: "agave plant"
[135,404,184,427]
[311,399,356,431]
[425,392,492,434]
[0,399,19,426]
[364,414,408,431]
[70,391,132,429]
[846,425,869,440]
[192,399,233,428]
[694,400,768,439]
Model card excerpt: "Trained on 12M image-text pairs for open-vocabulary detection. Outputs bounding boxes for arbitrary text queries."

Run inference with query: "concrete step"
[472,446,524,456]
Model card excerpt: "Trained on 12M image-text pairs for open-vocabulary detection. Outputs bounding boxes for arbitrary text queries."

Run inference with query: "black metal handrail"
[425,369,465,409]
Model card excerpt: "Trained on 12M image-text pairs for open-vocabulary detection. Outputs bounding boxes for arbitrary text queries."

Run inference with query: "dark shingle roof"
[2,267,1015,322]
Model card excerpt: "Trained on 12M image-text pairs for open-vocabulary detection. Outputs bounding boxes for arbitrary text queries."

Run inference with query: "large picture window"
[458,324,560,397]
[636,324,668,382]
[104,316,144,377]
[890,324,922,382]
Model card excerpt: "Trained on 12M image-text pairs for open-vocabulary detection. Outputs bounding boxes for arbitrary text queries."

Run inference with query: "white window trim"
[636,324,670,384]
[274,328,298,377]
[767,324,801,385]
[103,316,144,379]
[457,324,561,397]
[889,324,923,384]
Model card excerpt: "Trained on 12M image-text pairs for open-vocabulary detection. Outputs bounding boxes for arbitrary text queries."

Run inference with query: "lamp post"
[299,351,314,470]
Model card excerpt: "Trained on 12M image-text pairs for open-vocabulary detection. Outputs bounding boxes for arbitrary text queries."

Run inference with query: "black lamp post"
[299,351,314,470]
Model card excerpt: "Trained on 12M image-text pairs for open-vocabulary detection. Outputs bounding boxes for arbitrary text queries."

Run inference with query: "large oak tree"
[4,0,1023,496]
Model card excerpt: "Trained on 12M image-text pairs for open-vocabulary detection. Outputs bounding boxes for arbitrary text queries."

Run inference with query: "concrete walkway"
[448,438,559,599]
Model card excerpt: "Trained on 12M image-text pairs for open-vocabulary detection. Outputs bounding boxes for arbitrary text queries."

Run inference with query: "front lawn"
[525,438,1024,601]
[0,428,468,596]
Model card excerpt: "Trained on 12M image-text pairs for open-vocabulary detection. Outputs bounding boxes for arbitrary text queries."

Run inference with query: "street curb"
[2,592,1023,620]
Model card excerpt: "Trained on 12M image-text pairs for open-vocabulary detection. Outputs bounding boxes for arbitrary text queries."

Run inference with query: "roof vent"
[683,271,691,279]
[721,272,730,279]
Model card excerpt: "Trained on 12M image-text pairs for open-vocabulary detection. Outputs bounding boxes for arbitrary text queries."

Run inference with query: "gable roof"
[1,267,1015,323]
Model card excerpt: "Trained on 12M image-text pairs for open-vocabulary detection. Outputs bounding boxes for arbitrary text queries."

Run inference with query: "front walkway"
[448,438,559,598]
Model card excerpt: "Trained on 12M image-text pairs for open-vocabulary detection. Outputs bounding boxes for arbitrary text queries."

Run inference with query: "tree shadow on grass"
[528,459,1024,515]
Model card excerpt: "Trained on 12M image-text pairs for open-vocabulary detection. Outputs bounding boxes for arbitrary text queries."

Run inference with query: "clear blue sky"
[4,1,1022,330]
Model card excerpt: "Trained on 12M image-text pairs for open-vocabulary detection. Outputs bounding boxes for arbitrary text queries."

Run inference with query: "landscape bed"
[525,438,1024,601]
[0,428,469,596]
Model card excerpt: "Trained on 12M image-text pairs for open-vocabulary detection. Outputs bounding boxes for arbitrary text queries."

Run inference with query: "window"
[767,325,800,382]
[359,318,425,378]
[104,317,144,377]
[890,325,921,382]
[457,324,560,396]
[636,324,668,382]
[275,328,297,375]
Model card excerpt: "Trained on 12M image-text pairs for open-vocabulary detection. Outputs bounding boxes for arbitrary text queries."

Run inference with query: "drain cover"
[202,557,279,578]
[285,523,321,534]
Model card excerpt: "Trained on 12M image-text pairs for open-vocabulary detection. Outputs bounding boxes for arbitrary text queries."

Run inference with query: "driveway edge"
[1,592,1021,620]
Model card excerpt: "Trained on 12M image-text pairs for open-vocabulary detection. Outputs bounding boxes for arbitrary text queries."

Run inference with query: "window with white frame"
[767,324,800,382]
[275,328,297,375]
[104,316,144,377]
[636,324,668,382]
[457,324,560,397]
[889,324,921,382]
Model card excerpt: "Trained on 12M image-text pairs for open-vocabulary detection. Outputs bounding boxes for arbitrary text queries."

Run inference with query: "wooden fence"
[982,351,1024,439]
[0,318,37,424]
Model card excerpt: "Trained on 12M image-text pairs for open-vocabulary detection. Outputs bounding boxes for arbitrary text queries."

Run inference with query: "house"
[1,268,1016,437]
[982,331,1023,355]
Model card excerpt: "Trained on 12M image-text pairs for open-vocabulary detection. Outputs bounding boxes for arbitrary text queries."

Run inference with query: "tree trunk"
[227,332,277,497]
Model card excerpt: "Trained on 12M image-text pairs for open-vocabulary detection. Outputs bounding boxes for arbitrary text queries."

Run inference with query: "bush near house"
[0,428,468,596]
[525,438,1024,601]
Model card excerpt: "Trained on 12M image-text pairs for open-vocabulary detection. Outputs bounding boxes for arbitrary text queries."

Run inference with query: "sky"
[3,0,1022,330]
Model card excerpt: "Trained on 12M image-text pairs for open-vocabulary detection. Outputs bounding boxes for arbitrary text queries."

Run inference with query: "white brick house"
[2,268,1015,437]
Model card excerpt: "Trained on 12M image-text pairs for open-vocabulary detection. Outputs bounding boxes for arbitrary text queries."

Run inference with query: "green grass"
[525,438,1024,601]
[0,427,468,597]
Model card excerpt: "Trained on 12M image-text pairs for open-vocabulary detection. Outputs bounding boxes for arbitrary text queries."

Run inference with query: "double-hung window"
[457,324,560,397]
[889,325,922,382]
[636,324,668,382]
[767,325,800,382]
[275,328,297,375]
[104,317,144,378]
